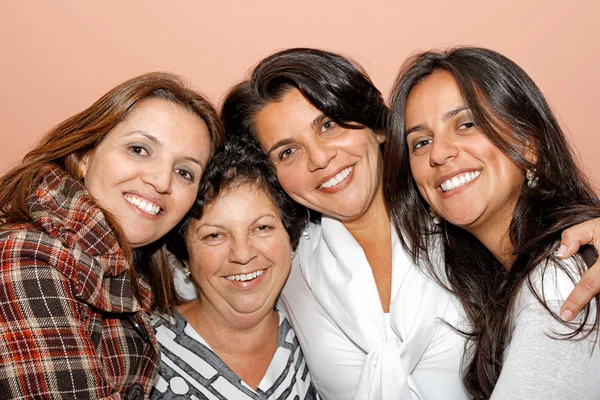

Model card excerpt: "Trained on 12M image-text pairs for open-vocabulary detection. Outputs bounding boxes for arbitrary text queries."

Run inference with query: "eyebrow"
[265,113,328,157]
[126,130,203,167]
[405,105,471,136]
[193,213,279,231]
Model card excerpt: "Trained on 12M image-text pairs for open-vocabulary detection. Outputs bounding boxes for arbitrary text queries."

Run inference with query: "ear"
[524,141,538,166]
[77,152,91,180]
[375,130,386,144]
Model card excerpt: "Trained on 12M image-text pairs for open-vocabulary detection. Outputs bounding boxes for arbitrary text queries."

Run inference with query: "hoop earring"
[303,208,311,240]
[526,168,538,188]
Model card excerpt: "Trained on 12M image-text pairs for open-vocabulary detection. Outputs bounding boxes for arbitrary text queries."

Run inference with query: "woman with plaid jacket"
[0,72,223,399]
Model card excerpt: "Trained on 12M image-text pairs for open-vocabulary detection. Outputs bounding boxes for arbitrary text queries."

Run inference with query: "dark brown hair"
[221,48,388,223]
[385,47,600,398]
[222,47,387,142]
[0,72,224,312]
[167,138,306,264]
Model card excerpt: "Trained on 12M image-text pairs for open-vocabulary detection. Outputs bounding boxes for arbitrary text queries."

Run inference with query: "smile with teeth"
[225,269,264,282]
[124,194,162,215]
[440,170,481,192]
[320,166,353,189]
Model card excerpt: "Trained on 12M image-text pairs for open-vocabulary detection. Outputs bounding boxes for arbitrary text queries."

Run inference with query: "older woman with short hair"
[151,139,319,399]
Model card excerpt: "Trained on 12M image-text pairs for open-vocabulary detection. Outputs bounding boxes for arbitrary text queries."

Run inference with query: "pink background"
[2,1,599,187]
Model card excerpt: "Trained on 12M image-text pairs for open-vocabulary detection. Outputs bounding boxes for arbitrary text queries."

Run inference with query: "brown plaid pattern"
[0,166,159,399]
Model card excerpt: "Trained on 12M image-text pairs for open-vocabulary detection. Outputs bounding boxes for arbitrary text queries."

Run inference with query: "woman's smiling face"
[185,183,292,323]
[80,98,212,248]
[405,71,526,237]
[253,88,386,224]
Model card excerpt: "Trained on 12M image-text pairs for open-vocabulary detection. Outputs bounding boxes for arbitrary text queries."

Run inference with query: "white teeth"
[124,195,161,215]
[440,171,481,192]
[320,166,353,189]
[225,269,264,282]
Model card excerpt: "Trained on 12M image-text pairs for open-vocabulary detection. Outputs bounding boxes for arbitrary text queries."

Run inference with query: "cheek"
[408,157,432,202]
[171,184,199,216]
[409,156,427,187]
[188,243,227,279]
[189,248,224,281]
[275,167,303,198]
[261,238,291,271]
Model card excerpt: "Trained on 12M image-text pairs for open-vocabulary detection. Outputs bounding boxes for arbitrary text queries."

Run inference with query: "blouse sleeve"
[491,259,600,399]
[0,239,121,399]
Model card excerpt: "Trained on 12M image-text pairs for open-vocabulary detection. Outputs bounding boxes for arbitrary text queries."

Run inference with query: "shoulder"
[0,221,133,313]
[516,253,586,311]
[0,224,77,278]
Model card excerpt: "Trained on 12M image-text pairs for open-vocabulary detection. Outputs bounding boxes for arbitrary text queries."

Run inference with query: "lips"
[124,194,162,215]
[225,269,264,282]
[439,170,481,192]
[319,166,353,189]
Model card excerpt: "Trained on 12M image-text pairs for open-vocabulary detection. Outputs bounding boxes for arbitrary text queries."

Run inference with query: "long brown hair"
[385,47,600,399]
[0,71,224,312]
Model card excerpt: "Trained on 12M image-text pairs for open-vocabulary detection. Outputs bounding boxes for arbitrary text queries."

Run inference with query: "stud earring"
[429,207,442,225]
[526,168,538,188]
[302,208,311,240]
[291,251,296,260]
[183,265,191,277]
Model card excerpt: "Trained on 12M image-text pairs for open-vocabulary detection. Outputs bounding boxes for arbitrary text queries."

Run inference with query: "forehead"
[405,71,464,117]
[194,183,279,224]
[107,98,211,156]
[254,88,321,146]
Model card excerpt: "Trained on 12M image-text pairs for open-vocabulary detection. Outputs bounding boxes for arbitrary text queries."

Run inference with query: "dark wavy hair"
[221,48,388,222]
[385,46,600,399]
[167,138,306,264]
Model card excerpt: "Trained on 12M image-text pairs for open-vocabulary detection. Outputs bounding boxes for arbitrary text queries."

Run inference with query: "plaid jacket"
[0,165,159,399]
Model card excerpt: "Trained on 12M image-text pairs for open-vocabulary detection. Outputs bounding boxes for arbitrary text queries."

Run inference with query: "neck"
[177,298,279,355]
[341,186,391,246]
[475,229,516,269]
[468,207,516,270]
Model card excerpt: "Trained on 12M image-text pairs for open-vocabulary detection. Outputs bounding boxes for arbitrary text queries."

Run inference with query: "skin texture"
[254,88,387,226]
[79,98,212,248]
[179,184,292,388]
[183,183,292,328]
[404,71,526,267]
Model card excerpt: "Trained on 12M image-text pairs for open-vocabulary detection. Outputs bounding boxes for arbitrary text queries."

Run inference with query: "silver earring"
[526,169,538,188]
[291,251,296,260]
[183,265,191,277]
[302,208,311,240]
[429,207,442,225]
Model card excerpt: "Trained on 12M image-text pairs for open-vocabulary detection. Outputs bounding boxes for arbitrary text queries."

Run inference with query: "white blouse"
[279,216,469,400]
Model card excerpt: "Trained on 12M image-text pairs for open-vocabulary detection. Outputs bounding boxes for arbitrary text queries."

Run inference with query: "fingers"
[561,266,600,321]
[556,219,599,259]
[558,218,600,320]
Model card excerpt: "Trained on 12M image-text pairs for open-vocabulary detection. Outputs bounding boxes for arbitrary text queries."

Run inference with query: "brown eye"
[129,145,149,156]
[458,122,475,130]
[320,120,336,133]
[280,147,296,160]
[412,138,432,151]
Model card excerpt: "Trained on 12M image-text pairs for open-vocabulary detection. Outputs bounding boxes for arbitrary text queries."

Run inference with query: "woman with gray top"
[387,46,600,399]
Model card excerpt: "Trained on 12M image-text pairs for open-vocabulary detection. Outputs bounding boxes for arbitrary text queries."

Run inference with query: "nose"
[306,141,337,172]
[429,133,458,166]
[142,163,173,194]
[229,236,258,265]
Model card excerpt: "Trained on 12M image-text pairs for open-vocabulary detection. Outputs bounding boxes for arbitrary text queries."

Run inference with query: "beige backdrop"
[2,0,599,186]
